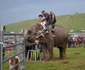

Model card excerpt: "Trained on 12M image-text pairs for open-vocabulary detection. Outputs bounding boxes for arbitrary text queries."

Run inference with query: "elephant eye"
[28,30,32,34]
[33,33,37,35]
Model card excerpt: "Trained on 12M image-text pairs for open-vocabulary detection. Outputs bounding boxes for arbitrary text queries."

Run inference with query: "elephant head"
[24,23,43,41]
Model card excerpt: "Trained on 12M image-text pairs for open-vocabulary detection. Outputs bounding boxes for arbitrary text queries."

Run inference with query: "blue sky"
[0,0,85,25]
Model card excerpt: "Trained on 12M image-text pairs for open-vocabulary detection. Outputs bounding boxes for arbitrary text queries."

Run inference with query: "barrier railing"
[0,28,42,70]
[0,30,26,70]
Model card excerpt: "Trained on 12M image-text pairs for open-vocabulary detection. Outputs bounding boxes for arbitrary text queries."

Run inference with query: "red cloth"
[6,48,11,52]
[50,15,52,22]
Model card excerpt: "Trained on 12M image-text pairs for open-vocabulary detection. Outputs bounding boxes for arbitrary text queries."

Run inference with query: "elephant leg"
[48,45,54,61]
[58,47,66,60]
[41,45,48,61]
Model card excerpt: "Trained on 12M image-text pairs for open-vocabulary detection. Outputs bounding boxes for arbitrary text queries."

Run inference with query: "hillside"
[6,13,85,32]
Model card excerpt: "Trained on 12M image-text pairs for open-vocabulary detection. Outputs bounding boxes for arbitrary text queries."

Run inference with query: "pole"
[0,27,3,70]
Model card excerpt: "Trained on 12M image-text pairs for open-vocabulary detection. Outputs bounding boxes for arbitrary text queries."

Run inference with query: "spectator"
[73,38,77,48]
[35,40,42,60]
[83,38,85,47]
[77,37,83,48]
[6,41,11,57]
[68,36,73,48]
[24,39,39,61]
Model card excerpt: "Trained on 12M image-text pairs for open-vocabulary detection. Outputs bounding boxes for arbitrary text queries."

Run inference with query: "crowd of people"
[68,36,85,48]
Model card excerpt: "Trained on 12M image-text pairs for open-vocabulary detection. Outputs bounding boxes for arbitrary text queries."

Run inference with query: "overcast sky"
[0,0,85,26]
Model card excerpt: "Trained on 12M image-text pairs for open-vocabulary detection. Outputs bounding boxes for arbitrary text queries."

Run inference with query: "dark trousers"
[45,21,50,27]
[25,46,35,59]
[25,47,32,59]
[52,21,56,29]
[3,48,5,60]
[45,21,50,31]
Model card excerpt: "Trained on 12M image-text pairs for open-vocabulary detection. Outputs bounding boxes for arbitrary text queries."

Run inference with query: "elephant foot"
[59,57,66,60]
[48,58,54,61]
[42,57,48,61]
[49,59,53,62]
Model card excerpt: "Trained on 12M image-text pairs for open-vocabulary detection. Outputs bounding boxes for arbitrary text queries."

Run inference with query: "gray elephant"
[24,23,68,61]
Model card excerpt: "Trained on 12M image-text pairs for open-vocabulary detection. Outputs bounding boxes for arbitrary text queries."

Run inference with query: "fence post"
[13,35,17,70]
[0,28,3,70]
[15,35,26,70]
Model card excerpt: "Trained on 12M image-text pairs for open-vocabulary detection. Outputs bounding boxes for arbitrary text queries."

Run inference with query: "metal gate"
[0,28,26,70]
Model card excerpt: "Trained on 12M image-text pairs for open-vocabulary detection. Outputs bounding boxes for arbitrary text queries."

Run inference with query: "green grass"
[6,19,38,32]
[6,13,85,32]
[4,48,85,70]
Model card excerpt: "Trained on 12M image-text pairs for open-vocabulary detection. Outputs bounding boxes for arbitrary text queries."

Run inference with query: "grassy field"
[4,48,85,70]
[6,13,85,32]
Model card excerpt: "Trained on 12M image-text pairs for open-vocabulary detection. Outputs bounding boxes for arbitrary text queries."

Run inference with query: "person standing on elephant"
[49,11,56,32]
[42,10,50,33]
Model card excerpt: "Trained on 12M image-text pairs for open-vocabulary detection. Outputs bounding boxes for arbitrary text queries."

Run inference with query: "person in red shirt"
[6,41,11,56]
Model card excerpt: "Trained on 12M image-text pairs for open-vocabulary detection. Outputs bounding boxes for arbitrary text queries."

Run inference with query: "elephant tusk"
[36,33,44,39]
[41,33,44,37]
[36,36,40,39]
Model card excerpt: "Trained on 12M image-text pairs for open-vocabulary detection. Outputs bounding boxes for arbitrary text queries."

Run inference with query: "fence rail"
[3,33,24,36]
[3,50,25,63]
[3,43,23,48]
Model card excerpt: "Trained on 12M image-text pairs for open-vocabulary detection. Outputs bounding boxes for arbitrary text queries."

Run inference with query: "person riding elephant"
[41,10,50,33]
[38,14,46,31]
[24,23,68,61]
[49,11,56,32]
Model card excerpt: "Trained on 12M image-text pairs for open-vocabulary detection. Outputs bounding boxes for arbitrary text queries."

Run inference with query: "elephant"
[24,23,69,61]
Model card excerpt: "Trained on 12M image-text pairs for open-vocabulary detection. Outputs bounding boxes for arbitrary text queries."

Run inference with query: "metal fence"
[0,31,42,70]
[0,29,26,70]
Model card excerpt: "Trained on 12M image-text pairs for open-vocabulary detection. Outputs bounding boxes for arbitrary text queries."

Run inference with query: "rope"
[57,12,78,25]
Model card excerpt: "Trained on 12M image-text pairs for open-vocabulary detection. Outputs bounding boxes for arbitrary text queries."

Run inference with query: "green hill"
[6,13,85,32]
